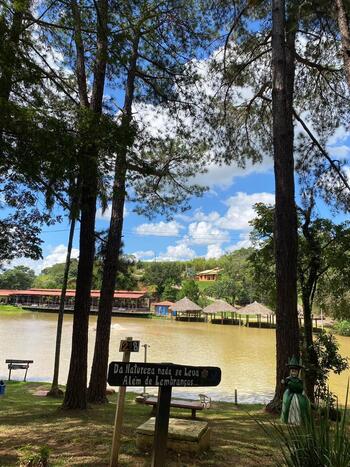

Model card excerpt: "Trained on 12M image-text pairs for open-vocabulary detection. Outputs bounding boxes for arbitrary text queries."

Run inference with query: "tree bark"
[87,34,139,403]
[48,215,76,397]
[266,0,299,412]
[335,0,350,89]
[63,0,108,409]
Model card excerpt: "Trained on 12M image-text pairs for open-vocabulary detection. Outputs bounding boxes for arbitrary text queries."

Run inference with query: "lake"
[1,312,349,403]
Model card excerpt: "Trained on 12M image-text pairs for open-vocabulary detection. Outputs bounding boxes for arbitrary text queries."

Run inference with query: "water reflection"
[0,313,349,403]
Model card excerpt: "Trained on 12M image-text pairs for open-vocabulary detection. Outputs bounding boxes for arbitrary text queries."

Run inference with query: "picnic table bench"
[6,359,33,381]
[135,394,211,419]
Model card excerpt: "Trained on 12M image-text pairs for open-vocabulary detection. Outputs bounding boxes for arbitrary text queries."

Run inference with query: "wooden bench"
[135,394,211,419]
[6,359,33,381]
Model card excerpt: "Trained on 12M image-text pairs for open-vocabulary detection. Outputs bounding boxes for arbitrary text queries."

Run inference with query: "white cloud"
[158,243,196,261]
[96,204,128,221]
[226,233,252,252]
[41,244,79,270]
[206,244,224,259]
[218,192,275,230]
[187,221,229,245]
[134,221,183,237]
[131,250,155,260]
[193,157,273,189]
[5,244,79,274]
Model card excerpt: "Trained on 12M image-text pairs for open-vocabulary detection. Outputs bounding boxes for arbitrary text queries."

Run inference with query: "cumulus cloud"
[6,244,79,274]
[217,192,275,231]
[135,221,183,237]
[158,243,196,261]
[187,221,229,245]
[41,244,79,270]
[226,233,252,252]
[206,244,224,259]
[131,250,155,260]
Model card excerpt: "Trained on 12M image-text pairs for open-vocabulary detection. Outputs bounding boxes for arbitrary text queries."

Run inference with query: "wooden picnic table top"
[6,359,33,364]
[136,395,204,409]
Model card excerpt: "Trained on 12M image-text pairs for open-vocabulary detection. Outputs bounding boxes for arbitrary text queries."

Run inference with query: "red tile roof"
[0,289,147,299]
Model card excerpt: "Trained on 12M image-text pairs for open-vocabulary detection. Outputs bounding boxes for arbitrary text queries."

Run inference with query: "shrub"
[258,387,350,467]
[18,445,50,466]
[333,320,350,337]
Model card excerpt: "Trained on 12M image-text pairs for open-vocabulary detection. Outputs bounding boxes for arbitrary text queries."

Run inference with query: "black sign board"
[107,362,221,387]
[119,340,140,352]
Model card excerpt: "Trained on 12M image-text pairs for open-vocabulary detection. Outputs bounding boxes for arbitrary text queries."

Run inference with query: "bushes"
[258,389,350,467]
[333,320,350,336]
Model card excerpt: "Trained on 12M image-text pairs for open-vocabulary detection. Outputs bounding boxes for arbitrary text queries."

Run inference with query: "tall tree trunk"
[0,0,28,101]
[63,0,108,409]
[87,34,139,403]
[335,0,350,89]
[267,0,299,412]
[301,291,318,403]
[48,216,76,397]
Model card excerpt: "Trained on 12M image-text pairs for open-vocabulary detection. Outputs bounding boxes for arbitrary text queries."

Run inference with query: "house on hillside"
[195,267,223,282]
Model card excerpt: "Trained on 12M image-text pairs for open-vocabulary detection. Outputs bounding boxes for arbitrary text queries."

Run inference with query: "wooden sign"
[119,339,140,352]
[107,362,221,387]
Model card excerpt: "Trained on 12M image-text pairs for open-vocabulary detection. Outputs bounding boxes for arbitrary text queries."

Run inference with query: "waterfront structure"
[202,299,238,324]
[195,267,222,282]
[173,297,203,321]
[237,301,275,328]
[0,288,150,315]
[153,301,175,317]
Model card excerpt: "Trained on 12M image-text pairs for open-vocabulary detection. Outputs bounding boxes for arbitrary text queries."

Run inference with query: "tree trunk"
[267,0,299,412]
[335,0,350,89]
[48,216,76,397]
[301,292,318,403]
[87,34,139,404]
[0,0,28,101]
[63,0,108,409]
[63,160,97,409]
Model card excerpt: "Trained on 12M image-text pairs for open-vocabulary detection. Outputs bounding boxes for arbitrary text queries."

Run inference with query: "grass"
[0,305,25,314]
[0,382,279,466]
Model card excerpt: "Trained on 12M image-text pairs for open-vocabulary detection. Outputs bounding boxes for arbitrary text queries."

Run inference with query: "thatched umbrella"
[237,301,275,328]
[202,299,237,324]
[173,297,202,319]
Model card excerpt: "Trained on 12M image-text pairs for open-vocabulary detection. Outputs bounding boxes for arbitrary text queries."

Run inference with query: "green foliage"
[333,320,350,337]
[0,266,35,289]
[33,260,78,289]
[18,444,50,466]
[178,279,200,303]
[206,277,237,304]
[260,390,350,467]
[309,331,348,407]
[161,280,178,302]
[142,262,183,296]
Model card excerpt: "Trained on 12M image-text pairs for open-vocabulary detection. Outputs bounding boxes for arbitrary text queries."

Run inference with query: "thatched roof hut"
[238,301,274,316]
[173,297,202,312]
[202,299,237,314]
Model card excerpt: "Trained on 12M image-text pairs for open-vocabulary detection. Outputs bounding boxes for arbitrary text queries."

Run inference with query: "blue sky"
[7,139,349,274]
[3,33,350,274]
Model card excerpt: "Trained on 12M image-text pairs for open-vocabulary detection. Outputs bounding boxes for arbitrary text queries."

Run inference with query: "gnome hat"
[286,355,304,369]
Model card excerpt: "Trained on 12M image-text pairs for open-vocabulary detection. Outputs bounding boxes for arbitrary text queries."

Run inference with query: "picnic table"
[135,393,211,419]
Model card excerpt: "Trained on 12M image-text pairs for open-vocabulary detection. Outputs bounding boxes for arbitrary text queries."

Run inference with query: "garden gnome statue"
[281,356,310,425]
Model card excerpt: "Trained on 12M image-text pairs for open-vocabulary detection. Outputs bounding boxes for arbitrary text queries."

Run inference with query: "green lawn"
[0,382,279,466]
[0,304,25,314]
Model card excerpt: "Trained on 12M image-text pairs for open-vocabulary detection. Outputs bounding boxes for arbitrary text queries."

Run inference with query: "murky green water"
[0,312,349,403]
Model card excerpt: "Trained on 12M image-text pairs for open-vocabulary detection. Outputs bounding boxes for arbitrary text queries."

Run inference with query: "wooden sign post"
[108,362,221,467]
[110,337,140,467]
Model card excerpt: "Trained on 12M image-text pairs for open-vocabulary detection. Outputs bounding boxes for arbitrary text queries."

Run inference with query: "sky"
[7,140,349,275]
[3,18,350,275]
